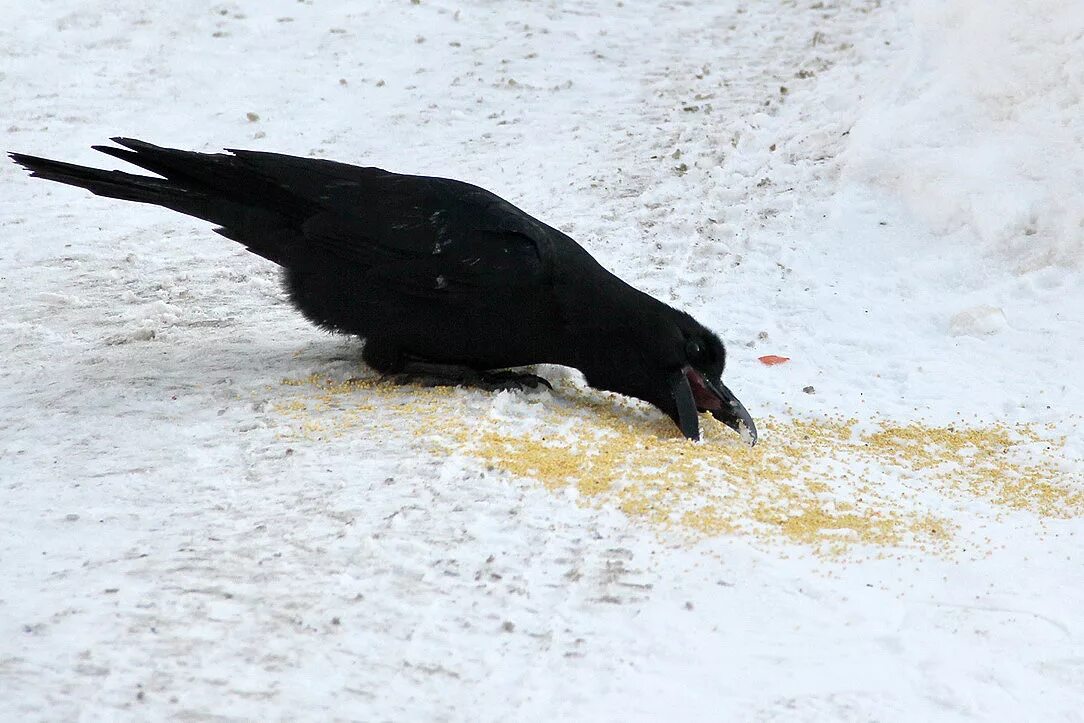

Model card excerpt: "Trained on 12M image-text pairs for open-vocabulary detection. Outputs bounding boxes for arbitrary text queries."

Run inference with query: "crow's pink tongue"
[684,366,722,411]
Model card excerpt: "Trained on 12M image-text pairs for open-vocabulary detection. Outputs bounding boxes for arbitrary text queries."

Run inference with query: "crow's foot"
[385,362,552,393]
[475,369,553,392]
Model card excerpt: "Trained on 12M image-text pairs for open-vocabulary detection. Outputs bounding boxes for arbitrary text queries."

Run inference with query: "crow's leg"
[361,338,405,374]
[388,361,552,392]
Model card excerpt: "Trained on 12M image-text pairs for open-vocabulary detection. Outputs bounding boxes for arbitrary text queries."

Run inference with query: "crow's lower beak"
[703,377,758,446]
[669,369,701,441]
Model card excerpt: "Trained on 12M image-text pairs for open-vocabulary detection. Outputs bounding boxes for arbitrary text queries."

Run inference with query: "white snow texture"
[1,1,1082,721]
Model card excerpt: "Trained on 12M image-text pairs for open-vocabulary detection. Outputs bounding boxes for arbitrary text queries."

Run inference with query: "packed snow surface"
[2,0,1082,720]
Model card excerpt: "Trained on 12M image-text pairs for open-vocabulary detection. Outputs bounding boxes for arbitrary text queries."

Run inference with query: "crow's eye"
[685,339,703,361]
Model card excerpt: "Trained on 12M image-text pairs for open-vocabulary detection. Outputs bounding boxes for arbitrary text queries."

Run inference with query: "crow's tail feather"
[9,152,196,209]
[9,143,307,267]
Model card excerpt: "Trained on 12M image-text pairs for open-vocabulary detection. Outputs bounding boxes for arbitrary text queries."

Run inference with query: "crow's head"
[578,305,757,445]
[661,323,757,445]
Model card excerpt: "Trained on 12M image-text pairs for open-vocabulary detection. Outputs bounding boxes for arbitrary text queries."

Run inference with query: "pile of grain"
[274,373,1082,555]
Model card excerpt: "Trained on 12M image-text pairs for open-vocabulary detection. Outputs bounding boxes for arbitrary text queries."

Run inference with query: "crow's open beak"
[670,366,758,445]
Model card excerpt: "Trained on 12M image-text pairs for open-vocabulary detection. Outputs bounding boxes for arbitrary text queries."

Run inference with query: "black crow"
[10,139,756,444]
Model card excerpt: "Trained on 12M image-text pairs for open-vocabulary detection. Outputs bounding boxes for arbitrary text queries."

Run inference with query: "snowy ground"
[2,0,1083,720]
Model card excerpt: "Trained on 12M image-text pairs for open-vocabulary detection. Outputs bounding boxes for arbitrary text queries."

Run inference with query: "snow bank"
[843,0,1084,271]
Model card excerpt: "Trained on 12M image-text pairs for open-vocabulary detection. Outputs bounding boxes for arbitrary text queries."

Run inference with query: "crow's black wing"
[218,148,561,299]
[300,210,550,303]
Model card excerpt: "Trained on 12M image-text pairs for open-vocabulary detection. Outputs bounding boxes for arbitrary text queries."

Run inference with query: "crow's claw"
[477,370,553,392]
[385,363,551,394]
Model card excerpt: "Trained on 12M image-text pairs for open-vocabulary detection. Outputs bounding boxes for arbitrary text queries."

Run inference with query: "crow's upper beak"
[669,366,758,445]
[703,375,758,446]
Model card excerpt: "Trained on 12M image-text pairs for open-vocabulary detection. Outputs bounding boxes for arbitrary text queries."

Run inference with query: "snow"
[1,0,1082,720]
[948,305,1008,337]
[843,0,1084,271]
